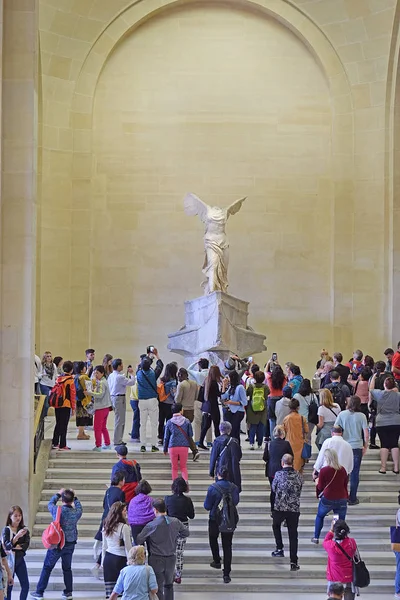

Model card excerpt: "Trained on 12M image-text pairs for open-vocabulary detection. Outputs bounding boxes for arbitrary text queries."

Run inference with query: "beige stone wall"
[0,0,37,519]
[36,0,400,376]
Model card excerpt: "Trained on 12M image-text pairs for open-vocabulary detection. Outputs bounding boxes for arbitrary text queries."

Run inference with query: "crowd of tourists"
[3,344,400,599]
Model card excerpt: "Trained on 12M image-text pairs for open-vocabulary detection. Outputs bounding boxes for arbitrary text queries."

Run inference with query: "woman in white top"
[102,501,132,599]
[39,351,57,416]
[315,389,341,450]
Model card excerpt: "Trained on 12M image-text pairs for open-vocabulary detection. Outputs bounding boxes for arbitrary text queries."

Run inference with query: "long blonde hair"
[324,448,341,471]
[128,545,146,565]
[320,388,334,408]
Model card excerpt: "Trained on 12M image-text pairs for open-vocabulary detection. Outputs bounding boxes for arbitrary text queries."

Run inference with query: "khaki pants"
[194,401,211,443]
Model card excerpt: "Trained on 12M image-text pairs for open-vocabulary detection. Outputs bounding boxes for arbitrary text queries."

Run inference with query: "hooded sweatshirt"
[111,459,142,503]
[127,493,154,526]
[163,414,193,451]
[275,397,291,425]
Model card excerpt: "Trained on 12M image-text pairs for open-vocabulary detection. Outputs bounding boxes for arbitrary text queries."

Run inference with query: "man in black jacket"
[209,421,242,492]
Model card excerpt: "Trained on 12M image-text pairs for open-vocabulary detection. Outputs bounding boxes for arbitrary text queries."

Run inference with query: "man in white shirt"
[313,425,354,476]
[188,358,211,446]
[108,358,135,446]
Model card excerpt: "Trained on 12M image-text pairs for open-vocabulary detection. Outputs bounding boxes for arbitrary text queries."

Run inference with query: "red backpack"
[42,506,65,550]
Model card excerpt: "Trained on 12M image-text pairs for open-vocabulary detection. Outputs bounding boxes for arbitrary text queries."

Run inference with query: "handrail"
[33,394,46,473]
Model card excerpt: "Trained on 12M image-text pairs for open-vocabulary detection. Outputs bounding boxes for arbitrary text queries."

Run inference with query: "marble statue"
[184,193,247,294]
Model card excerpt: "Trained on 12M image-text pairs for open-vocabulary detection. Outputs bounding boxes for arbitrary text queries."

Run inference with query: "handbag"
[146,565,159,600]
[335,541,370,588]
[390,512,400,551]
[301,416,312,459]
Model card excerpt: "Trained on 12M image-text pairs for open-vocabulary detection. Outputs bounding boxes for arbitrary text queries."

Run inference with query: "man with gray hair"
[313,425,354,476]
[271,453,303,571]
[327,582,344,599]
[209,421,242,492]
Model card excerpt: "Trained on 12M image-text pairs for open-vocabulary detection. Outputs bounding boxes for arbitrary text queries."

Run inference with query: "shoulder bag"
[390,511,400,551]
[316,469,337,499]
[146,565,159,600]
[301,416,312,459]
[335,541,370,588]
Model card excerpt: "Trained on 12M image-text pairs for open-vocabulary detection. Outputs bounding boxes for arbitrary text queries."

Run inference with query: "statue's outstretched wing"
[227,196,247,218]
[184,193,209,223]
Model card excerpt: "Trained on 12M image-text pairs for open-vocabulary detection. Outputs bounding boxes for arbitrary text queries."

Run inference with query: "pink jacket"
[323,531,357,583]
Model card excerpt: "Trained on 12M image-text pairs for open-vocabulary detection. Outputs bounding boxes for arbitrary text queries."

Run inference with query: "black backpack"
[307,394,318,425]
[212,482,239,533]
[329,384,346,410]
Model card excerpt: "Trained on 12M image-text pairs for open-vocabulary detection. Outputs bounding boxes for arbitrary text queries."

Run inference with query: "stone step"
[28,535,393,551]
[31,522,395,538]
[33,509,398,526]
[11,574,394,593]
[36,499,399,515]
[24,547,393,565]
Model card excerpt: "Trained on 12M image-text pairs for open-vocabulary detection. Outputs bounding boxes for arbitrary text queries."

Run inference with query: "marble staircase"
[24,444,399,598]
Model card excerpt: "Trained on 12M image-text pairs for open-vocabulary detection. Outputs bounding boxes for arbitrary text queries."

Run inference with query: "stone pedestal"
[168,291,266,364]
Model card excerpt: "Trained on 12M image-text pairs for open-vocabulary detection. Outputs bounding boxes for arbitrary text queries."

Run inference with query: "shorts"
[376,424,400,449]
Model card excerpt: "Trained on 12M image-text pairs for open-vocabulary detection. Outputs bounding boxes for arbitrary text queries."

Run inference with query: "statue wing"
[227,196,247,218]
[183,193,209,223]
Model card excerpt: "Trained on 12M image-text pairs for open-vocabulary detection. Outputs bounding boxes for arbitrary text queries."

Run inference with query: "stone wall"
[36,0,399,376]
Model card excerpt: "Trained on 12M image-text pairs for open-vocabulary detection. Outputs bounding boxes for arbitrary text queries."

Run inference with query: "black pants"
[272,511,299,565]
[226,411,244,443]
[208,519,233,576]
[200,411,220,445]
[268,477,275,512]
[52,407,71,448]
[158,403,172,441]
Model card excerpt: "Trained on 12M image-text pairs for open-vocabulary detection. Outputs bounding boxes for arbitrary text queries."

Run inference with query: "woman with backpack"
[265,364,286,436]
[102,502,132,599]
[323,519,357,600]
[165,477,195,584]
[73,361,92,440]
[91,365,112,451]
[163,403,194,481]
[198,366,222,450]
[127,480,154,544]
[158,363,178,445]
[294,378,319,445]
[1,506,30,600]
[246,371,269,450]
[315,389,341,450]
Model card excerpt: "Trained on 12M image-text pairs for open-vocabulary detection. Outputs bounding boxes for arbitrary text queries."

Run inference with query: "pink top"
[323,531,357,583]
[348,379,369,404]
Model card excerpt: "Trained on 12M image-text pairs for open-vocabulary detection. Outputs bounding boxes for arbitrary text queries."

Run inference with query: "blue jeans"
[36,542,75,595]
[314,496,348,539]
[7,556,29,600]
[40,384,51,417]
[395,551,400,594]
[130,400,140,439]
[269,418,277,438]
[350,448,363,502]
[249,422,264,446]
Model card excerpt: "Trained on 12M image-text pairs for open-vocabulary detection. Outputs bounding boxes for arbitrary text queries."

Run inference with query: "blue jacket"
[137,360,163,399]
[204,480,240,520]
[48,494,83,543]
[163,416,193,452]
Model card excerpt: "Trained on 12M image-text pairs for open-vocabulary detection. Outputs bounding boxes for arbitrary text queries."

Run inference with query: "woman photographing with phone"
[221,371,247,442]
[1,506,30,600]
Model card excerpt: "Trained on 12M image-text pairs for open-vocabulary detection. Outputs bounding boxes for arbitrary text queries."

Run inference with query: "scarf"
[43,361,55,379]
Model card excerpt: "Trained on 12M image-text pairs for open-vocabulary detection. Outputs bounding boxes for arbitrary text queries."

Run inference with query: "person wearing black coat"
[209,421,242,492]
[165,477,195,584]
[263,425,293,511]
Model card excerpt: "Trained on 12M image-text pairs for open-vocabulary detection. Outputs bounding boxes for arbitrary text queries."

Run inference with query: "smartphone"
[149,346,155,353]
[332,513,339,524]
[272,353,278,361]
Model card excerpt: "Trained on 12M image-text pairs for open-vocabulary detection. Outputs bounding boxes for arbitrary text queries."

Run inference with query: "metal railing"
[33,394,46,473]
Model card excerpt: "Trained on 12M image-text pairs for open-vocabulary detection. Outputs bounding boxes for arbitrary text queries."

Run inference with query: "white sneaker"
[249,444,254,450]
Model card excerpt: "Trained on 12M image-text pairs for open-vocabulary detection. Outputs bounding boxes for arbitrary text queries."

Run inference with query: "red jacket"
[323,531,357,583]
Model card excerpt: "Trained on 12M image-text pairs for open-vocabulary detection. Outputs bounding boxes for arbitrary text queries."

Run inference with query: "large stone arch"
[68,0,354,359]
